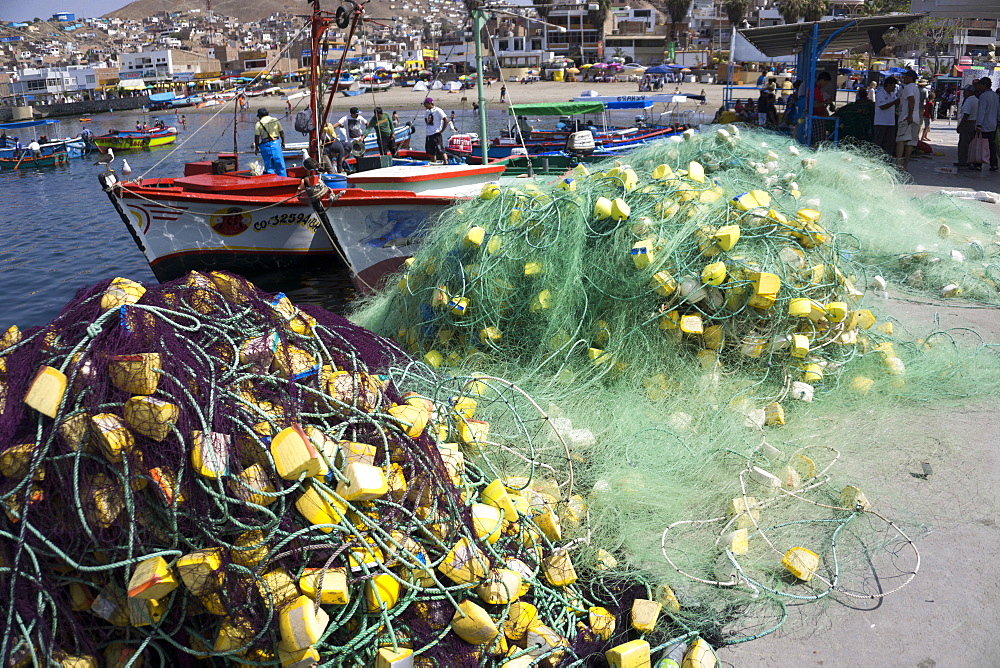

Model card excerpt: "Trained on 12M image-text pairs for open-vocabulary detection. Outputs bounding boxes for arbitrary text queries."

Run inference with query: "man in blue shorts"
[253,107,287,176]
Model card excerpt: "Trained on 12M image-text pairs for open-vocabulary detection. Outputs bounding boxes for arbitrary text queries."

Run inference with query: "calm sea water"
[0,103,674,329]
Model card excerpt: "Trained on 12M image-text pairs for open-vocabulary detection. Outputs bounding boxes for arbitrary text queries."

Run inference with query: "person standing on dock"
[423,97,448,163]
[975,77,999,171]
[894,70,920,171]
[873,76,899,156]
[254,107,287,176]
[500,84,507,103]
[955,83,980,169]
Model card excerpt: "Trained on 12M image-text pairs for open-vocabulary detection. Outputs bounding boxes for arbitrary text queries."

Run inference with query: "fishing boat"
[101,0,507,295]
[571,92,706,106]
[331,73,356,91]
[94,127,179,150]
[0,119,85,160]
[472,101,687,160]
[357,77,392,93]
[0,150,69,169]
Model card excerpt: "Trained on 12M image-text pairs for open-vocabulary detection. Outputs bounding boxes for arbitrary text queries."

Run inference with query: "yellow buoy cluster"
[3,272,716,667]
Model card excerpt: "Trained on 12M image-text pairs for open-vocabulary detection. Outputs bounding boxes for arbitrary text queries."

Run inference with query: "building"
[119,48,221,90]
[606,3,669,65]
[539,2,606,64]
[8,65,102,102]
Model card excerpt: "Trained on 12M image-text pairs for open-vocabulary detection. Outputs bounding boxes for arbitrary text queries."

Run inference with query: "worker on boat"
[423,97,449,162]
[27,139,41,158]
[321,122,348,174]
[253,107,287,177]
[332,107,368,142]
[367,106,396,156]
[516,115,533,141]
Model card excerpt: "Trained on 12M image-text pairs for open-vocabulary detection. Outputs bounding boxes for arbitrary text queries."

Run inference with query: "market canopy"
[508,101,605,116]
[118,79,147,90]
[738,13,926,57]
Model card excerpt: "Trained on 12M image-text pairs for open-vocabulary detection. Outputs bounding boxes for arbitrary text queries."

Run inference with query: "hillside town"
[1,0,998,116]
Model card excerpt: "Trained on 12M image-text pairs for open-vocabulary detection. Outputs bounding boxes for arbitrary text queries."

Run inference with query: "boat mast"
[469,0,489,163]
[309,0,326,160]
[316,2,365,154]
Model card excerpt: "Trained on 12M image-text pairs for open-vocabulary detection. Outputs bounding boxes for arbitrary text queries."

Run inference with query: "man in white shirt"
[873,76,899,156]
[27,139,41,158]
[895,70,921,170]
[332,107,368,142]
[423,97,449,162]
[956,81,981,168]
[975,77,999,171]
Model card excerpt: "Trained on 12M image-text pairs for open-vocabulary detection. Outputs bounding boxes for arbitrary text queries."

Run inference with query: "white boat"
[572,93,695,105]
[357,78,392,93]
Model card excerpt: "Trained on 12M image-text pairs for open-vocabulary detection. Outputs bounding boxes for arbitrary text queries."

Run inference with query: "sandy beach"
[181,78,724,117]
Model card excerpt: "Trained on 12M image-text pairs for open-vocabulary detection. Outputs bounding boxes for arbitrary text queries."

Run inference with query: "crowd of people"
[955,76,999,172]
[249,97,463,178]
[717,68,987,173]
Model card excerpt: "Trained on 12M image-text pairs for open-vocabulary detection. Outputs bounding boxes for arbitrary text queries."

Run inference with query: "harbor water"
[0,103,695,329]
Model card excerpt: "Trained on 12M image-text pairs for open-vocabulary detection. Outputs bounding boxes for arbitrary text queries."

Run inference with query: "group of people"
[869,70,927,170]
[133,119,167,133]
[638,77,666,92]
[955,76,999,172]
[0,131,42,159]
[252,96,456,177]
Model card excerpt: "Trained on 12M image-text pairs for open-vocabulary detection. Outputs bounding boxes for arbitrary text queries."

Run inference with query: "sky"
[0,1,129,22]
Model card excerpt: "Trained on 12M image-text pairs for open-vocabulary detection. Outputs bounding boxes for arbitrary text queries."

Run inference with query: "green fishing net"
[351,126,1000,653]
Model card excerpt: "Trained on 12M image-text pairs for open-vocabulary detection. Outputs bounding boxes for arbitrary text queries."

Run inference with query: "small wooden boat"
[0,150,69,169]
[79,118,93,123]
[357,78,392,93]
[94,128,178,150]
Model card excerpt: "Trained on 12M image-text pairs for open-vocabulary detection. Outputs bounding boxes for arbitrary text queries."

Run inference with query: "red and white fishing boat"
[101,0,505,294]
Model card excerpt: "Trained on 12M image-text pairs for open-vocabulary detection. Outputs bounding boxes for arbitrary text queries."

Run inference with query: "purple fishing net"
[0,272,634,667]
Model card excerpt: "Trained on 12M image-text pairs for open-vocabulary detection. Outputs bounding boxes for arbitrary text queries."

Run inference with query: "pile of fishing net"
[351,126,1000,654]
[1,272,672,667]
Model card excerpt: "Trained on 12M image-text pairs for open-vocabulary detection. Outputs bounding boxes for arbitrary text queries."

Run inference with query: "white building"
[9,66,99,101]
[119,48,221,89]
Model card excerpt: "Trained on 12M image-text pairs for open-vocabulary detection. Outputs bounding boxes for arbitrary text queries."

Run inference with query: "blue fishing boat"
[0,118,86,159]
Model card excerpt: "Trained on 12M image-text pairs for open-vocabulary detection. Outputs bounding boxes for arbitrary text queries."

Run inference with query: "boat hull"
[95,132,178,150]
[357,82,392,93]
[117,184,453,293]
[0,151,69,169]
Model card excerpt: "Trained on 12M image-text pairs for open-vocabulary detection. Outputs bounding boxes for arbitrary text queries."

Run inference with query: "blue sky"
[0,1,128,22]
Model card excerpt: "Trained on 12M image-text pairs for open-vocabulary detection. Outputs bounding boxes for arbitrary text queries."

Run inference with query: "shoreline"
[153,79,722,118]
